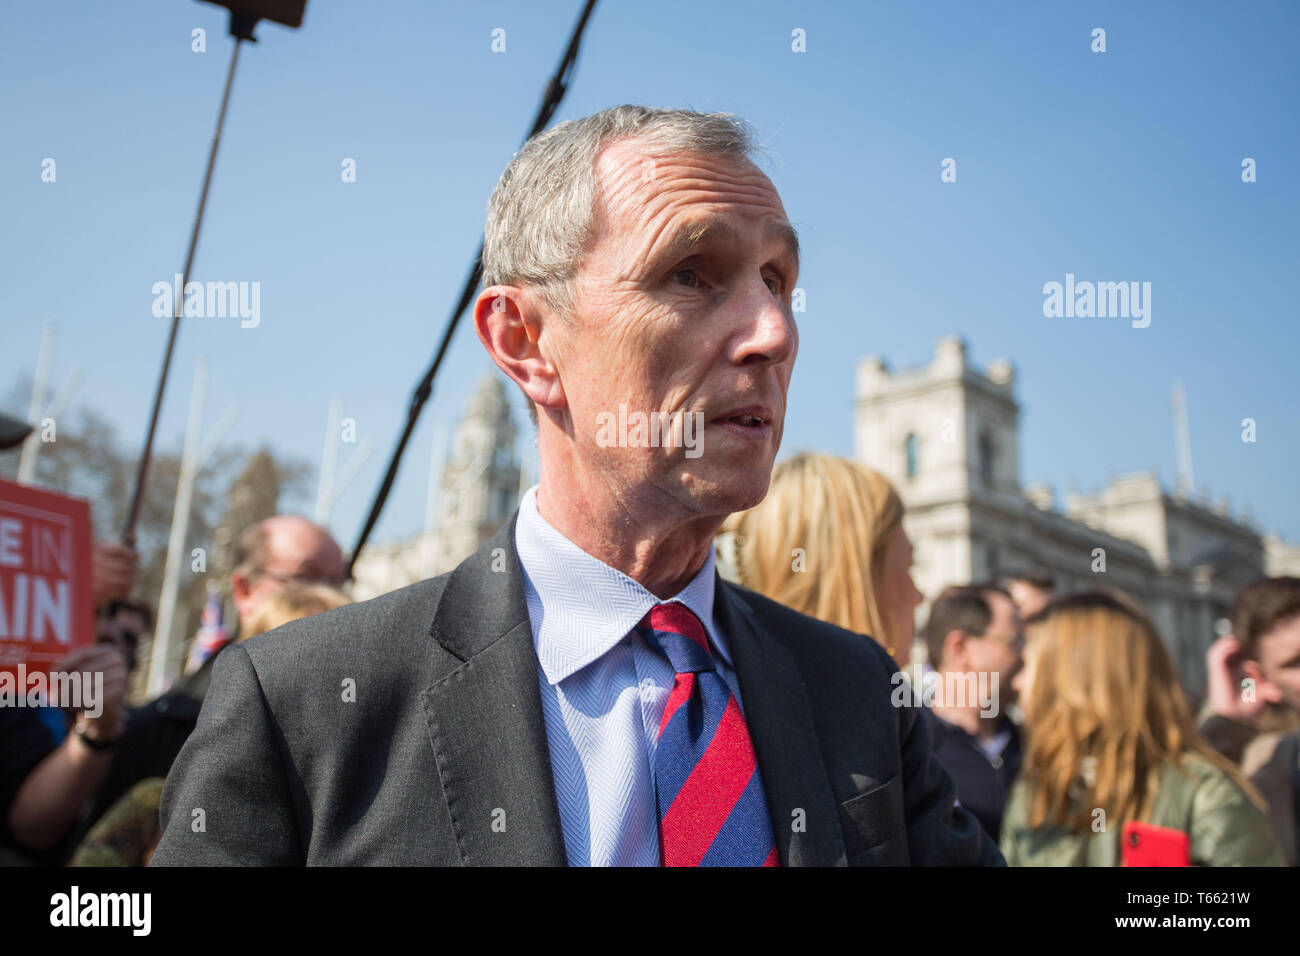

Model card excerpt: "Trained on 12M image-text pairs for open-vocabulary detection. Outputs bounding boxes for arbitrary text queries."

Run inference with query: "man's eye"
[672,268,699,288]
[764,274,781,294]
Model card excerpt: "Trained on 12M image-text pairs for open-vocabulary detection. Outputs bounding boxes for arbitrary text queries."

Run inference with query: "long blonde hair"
[1021,591,1264,832]
[241,582,352,642]
[724,453,904,653]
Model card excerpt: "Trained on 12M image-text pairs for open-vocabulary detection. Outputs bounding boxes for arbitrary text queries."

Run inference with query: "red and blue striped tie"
[636,602,780,867]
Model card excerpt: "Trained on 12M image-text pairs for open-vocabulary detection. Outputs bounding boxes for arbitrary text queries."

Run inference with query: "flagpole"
[147,361,240,696]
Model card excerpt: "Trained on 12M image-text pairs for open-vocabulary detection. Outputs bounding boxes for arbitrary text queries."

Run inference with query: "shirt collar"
[514,484,731,685]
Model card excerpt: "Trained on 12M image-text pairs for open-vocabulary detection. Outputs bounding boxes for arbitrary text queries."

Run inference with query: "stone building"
[856,335,1288,692]
[351,374,521,601]
[350,341,1299,696]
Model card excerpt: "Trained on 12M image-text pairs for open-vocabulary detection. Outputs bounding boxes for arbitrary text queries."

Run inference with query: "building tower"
[853,335,1266,689]
[348,373,523,601]
[855,335,1021,595]
[431,374,520,574]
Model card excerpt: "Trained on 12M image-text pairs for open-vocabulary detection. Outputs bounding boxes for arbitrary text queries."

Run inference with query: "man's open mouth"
[711,406,774,435]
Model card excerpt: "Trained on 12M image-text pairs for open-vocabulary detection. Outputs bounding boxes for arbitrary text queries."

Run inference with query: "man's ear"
[1242,658,1284,705]
[474,285,565,412]
[941,629,966,671]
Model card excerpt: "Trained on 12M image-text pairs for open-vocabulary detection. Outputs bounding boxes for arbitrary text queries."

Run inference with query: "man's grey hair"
[483,105,761,320]
[482,106,763,424]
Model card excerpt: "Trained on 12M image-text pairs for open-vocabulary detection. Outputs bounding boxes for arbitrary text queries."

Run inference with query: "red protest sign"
[0,478,94,677]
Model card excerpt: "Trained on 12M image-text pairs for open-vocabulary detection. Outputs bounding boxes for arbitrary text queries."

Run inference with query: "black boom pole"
[345,0,600,579]
[122,1,307,546]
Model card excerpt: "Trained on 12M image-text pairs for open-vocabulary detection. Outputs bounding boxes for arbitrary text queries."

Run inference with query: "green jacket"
[999,753,1285,866]
[69,777,164,867]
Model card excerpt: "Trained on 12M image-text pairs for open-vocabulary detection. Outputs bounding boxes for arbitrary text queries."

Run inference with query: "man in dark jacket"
[919,584,1025,841]
[153,105,1001,867]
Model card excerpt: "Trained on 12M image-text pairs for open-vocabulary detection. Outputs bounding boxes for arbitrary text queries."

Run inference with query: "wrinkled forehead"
[591,138,791,247]
[582,144,798,299]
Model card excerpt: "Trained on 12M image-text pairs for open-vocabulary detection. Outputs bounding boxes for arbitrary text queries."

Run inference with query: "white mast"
[1171,382,1195,496]
[148,361,240,696]
[314,395,343,525]
[17,323,83,485]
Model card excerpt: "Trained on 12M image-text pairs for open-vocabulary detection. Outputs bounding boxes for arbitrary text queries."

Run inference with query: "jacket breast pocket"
[838,775,907,865]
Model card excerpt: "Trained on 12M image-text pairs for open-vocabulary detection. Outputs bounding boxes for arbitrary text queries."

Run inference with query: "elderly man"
[227,515,347,641]
[153,106,999,866]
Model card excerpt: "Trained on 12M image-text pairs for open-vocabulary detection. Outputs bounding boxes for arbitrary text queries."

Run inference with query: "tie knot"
[637,602,715,674]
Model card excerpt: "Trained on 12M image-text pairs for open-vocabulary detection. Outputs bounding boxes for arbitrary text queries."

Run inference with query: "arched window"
[904,433,919,479]
[978,430,995,486]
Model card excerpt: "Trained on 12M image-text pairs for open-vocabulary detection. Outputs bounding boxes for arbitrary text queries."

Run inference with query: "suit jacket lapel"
[716,579,848,866]
[423,517,568,865]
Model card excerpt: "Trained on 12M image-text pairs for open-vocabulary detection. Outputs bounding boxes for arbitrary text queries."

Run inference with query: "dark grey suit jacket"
[152,517,1002,866]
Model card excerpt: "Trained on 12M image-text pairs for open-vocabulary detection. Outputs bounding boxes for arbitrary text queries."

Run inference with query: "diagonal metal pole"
[346,0,600,578]
[122,36,245,547]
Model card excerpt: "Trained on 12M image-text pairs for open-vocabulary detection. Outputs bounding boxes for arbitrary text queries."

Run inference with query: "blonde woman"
[241,581,352,641]
[722,452,923,665]
[1001,591,1284,866]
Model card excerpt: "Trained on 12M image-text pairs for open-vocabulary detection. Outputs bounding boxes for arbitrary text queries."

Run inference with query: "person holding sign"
[0,642,129,861]
[1,529,137,864]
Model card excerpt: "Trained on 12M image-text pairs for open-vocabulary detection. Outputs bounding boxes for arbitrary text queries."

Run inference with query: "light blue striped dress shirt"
[514,484,744,867]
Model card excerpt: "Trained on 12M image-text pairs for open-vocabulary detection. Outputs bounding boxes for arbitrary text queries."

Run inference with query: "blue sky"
[2,0,1297,552]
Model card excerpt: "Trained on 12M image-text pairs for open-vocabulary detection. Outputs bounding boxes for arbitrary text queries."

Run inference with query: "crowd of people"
[722,452,1297,867]
[4,466,1295,867]
[4,104,1296,868]
[0,509,349,866]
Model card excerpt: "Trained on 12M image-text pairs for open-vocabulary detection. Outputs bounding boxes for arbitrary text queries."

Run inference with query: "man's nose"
[735,279,797,366]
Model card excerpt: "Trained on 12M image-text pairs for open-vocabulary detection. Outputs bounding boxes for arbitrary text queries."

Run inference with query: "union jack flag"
[185,583,229,673]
